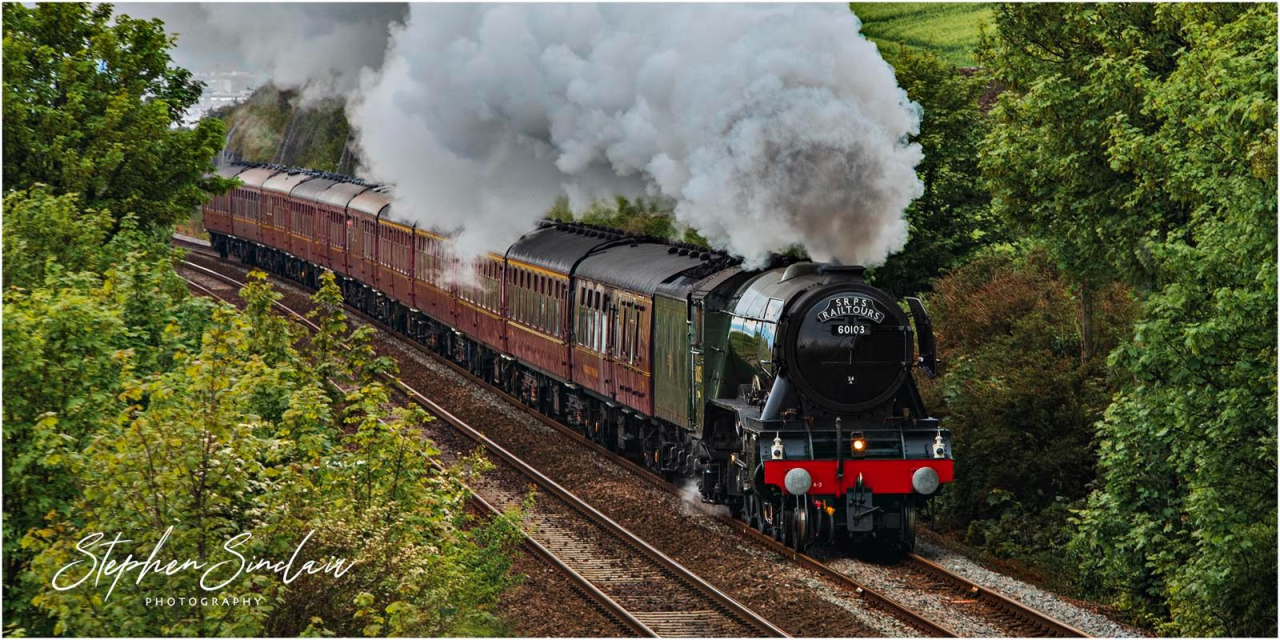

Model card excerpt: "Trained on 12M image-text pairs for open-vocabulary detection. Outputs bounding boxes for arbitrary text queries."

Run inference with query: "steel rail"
[177,260,785,638]
[905,554,1090,637]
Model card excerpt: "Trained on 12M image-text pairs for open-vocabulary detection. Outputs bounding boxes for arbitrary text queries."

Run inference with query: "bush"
[922,246,1134,574]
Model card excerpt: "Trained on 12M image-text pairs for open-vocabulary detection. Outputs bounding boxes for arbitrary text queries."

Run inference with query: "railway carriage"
[286,176,339,273]
[205,161,953,553]
[217,165,277,246]
[260,170,311,271]
[204,164,249,236]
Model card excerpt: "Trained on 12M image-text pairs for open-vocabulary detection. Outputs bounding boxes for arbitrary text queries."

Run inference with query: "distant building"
[176,70,266,128]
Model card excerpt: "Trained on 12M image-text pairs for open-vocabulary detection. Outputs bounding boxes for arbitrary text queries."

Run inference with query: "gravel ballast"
[913,537,1149,637]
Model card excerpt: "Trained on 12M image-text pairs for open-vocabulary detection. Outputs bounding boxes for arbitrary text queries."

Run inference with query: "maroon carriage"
[203,164,249,237]
[226,166,279,244]
[411,228,454,323]
[504,224,621,384]
[312,181,375,274]
[287,177,341,268]
[344,188,386,287]
[260,170,313,257]
[571,242,713,416]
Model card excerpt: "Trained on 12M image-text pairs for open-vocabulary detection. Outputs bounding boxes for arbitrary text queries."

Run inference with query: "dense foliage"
[980,4,1277,634]
[1,3,231,232]
[3,189,523,636]
[2,4,523,636]
[869,50,999,297]
[921,247,1134,581]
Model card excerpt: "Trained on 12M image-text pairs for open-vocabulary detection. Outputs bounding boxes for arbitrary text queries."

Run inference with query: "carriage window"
[491,262,500,311]
[599,293,607,353]
[631,305,641,364]
[577,287,587,346]
[587,289,595,347]
[623,302,632,362]
[630,302,637,362]
[521,270,530,324]
[525,273,532,325]
[591,291,600,352]
[604,294,612,352]
[618,302,627,361]
[594,290,602,351]
[533,276,540,329]
[553,281,561,337]
[539,276,547,331]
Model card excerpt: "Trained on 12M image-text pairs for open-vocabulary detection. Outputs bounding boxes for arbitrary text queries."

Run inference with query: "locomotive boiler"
[202,161,951,553]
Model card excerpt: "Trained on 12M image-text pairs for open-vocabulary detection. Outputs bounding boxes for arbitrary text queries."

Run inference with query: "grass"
[849,3,994,67]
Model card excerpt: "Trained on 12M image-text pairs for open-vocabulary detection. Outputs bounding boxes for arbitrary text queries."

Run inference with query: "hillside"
[850,3,993,67]
[209,85,357,173]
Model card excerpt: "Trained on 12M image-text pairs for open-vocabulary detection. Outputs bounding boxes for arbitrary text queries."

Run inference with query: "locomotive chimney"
[819,264,866,283]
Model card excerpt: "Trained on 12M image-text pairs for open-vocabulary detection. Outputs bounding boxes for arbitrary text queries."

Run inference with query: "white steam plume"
[350,4,923,266]
[114,3,406,103]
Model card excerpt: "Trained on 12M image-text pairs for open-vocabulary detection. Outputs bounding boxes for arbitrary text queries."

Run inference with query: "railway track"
[176,258,787,639]
[175,237,1090,637]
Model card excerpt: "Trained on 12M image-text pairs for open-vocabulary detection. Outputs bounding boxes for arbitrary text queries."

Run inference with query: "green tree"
[978,3,1193,359]
[1,187,113,290]
[870,49,1000,297]
[2,189,217,635]
[18,274,523,636]
[2,2,230,231]
[567,195,708,246]
[981,4,1277,634]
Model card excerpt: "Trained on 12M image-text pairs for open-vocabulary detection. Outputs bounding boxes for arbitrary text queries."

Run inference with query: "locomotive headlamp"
[912,467,940,495]
[851,433,867,456]
[770,436,785,460]
[784,468,812,495]
[932,432,947,459]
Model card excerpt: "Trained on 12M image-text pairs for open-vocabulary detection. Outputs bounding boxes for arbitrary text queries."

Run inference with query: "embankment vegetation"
[2,4,523,636]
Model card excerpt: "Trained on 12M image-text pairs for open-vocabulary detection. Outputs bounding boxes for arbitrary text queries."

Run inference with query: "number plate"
[832,323,870,336]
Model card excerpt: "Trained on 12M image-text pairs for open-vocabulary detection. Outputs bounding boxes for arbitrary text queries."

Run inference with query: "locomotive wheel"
[791,499,809,553]
[762,500,777,538]
[781,507,792,548]
[750,496,767,533]
[773,501,785,542]
[897,502,918,553]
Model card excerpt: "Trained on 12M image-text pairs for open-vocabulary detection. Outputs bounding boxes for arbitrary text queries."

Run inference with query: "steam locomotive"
[202,162,952,552]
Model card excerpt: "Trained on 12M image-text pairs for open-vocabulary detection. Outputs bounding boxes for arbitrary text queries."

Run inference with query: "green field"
[850,3,994,67]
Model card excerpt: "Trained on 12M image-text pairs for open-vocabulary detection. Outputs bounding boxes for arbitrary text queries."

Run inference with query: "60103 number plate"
[832,323,870,336]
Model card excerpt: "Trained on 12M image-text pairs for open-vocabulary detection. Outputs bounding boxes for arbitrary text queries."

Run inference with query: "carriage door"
[605,292,618,401]
[691,300,705,431]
